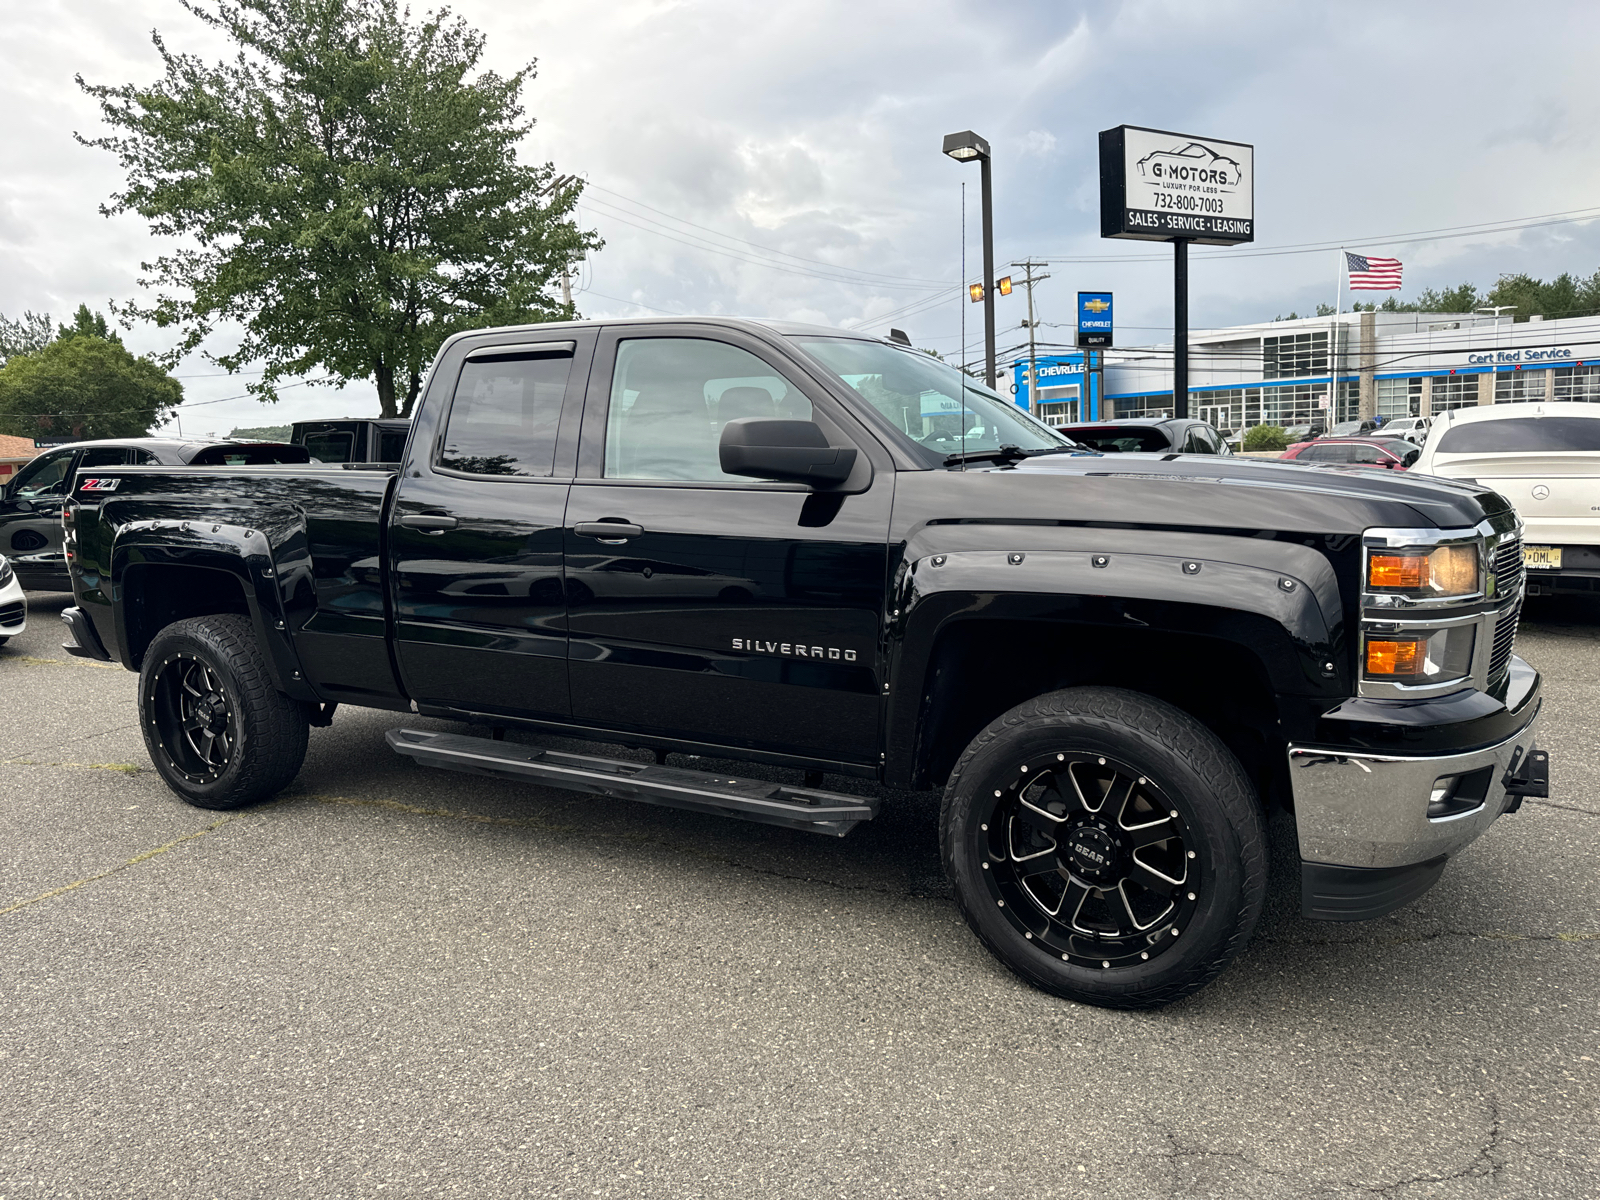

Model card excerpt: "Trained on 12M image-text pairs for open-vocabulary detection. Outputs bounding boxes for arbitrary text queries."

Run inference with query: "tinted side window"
[439,350,573,477]
[78,448,129,469]
[130,449,160,464]
[379,429,408,462]
[11,451,76,497]
[304,431,355,463]
[604,338,811,482]
[1302,444,1348,463]
[1348,444,1385,464]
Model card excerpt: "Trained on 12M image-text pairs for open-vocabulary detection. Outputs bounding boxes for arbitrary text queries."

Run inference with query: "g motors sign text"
[1099,125,1254,245]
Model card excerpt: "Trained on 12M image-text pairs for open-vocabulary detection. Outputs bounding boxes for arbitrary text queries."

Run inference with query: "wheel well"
[913,620,1287,805]
[123,564,252,668]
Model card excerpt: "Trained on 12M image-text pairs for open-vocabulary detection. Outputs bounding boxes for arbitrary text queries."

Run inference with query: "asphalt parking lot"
[2,590,1596,1199]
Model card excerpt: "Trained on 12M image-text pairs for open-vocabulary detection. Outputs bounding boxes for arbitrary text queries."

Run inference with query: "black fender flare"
[108,517,321,704]
[881,525,1349,786]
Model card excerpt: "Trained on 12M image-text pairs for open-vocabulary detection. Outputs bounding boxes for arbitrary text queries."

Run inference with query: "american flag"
[1346,252,1403,291]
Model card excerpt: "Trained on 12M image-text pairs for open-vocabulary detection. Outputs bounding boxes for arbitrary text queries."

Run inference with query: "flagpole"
[1331,248,1343,424]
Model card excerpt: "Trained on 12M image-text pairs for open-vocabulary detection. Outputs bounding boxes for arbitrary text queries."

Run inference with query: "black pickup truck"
[62,317,1549,1009]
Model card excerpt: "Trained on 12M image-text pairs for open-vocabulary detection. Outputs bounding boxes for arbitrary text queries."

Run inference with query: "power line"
[5,376,332,420]
[583,200,940,291]
[1036,205,1600,264]
[584,184,951,286]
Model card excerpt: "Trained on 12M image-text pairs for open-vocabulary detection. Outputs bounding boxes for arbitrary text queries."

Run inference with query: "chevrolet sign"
[1077,292,1113,349]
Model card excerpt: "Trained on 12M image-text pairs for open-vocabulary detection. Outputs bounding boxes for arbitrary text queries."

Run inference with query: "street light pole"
[943,130,997,389]
[979,154,996,389]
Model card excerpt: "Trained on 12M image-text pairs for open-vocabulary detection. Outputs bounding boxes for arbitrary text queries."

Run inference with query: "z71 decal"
[79,477,121,492]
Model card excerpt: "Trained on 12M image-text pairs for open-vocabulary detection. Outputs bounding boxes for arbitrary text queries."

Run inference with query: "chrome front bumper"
[1287,680,1541,873]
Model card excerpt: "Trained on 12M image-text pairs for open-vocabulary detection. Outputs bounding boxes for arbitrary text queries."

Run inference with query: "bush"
[1242,424,1289,452]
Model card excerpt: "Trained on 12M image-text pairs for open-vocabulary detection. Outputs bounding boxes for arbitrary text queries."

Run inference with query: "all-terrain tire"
[139,614,309,809]
[941,686,1268,1010]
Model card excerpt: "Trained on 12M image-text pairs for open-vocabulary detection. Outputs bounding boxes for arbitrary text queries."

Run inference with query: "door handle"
[573,521,644,542]
[399,512,459,534]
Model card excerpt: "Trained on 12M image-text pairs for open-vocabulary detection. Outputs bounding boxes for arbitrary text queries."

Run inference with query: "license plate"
[1523,546,1562,570]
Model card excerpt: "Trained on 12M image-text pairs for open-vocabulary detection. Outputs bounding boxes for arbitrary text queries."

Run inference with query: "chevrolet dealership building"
[1011,310,1600,433]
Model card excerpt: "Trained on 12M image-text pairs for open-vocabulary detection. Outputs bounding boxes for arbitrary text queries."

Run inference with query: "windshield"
[1437,416,1600,454]
[794,337,1073,456]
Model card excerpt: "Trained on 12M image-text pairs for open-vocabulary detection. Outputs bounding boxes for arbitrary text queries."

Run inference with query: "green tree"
[0,310,54,364]
[78,0,600,418]
[228,423,292,441]
[0,336,182,440]
[1349,282,1480,314]
[1480,271,1600,321]
[57,303,124,344]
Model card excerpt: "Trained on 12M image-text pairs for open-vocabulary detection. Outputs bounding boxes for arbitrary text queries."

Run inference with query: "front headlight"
[0,555,12,587]
[1363,624,1476,686]
[1367,543,1480,598]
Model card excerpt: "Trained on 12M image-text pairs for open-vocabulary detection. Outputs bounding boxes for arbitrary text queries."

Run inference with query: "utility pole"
[1012,259,1050,413]
[541,173,580,310]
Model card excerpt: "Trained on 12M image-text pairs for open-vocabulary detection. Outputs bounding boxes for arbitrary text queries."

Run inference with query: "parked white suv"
[1411,402,1600,595]
[0,553,25,646]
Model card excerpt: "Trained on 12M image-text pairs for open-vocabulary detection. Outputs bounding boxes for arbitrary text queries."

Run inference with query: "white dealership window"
[1376,377,1422,418]
[1431,374,1482,411]
[1552,364,1600,401]
[1494,370,1546,404]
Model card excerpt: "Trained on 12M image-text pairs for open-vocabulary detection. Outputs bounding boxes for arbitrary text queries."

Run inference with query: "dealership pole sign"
[1098,126,1254,244]
[1077,292,1113,348]
[1099,125,1254,420]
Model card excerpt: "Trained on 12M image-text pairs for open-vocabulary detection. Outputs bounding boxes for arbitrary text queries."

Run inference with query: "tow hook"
[1501,745,1550,813]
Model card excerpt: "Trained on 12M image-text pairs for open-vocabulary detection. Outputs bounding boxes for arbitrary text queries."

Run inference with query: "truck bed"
[71,464,401,704]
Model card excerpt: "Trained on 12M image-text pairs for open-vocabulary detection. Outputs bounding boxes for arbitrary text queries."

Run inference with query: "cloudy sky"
[5,0,1600,434]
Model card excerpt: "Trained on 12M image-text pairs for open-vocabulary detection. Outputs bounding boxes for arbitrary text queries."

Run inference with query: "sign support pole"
[1173,238,1189,419]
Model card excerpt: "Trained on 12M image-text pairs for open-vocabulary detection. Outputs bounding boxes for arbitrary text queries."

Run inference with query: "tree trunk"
[401,366,422,418]
[374,359,397,419]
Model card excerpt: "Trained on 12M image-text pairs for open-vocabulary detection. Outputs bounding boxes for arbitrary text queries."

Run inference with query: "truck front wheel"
[941,686,1267,1010]
[139,614,309,810]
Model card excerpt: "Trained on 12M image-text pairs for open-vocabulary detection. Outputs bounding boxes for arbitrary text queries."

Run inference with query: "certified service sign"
[1099,125,1254,245]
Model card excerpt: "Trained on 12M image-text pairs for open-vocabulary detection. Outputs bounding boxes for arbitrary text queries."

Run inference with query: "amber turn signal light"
[1367,544,1479,597]
[1366,639,1421,676]
[1370,554,1427,590]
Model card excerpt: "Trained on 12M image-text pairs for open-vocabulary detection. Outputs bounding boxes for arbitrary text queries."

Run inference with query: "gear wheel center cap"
[1066,824,1121,882]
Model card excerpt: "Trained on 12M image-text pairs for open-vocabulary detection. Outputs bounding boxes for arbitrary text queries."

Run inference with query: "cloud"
[4,0,1600,431]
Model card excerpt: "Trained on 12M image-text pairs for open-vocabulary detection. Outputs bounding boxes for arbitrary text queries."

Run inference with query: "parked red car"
[1280,436,1420,470]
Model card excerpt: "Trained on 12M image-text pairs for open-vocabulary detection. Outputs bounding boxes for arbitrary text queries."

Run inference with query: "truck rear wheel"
[139,614,309,810]
[941,686,1267,1010]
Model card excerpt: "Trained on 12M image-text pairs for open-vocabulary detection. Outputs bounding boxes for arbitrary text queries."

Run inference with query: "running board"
[385,729,879,837]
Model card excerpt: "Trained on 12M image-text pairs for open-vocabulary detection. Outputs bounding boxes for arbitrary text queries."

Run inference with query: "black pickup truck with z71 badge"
[62,318,1550,1009]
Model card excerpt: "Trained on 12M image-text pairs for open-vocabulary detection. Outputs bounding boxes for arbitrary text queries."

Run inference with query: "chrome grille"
[1488,532,1523,682]
[1493,533,1524,600]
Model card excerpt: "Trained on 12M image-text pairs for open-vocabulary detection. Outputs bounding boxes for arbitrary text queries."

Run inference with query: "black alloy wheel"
[942,686,1267,1010]
[139,614,309,809]
[147,655,237,785]
[981,752,1200,970]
